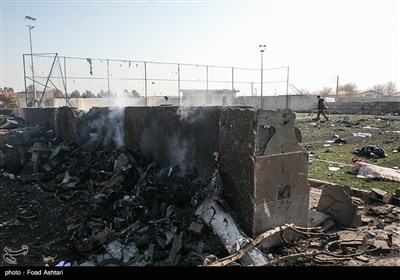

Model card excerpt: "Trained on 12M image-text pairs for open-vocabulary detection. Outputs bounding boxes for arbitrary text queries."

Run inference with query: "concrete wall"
[124,106,220,176]
[17,108,57,129]
[219,108,309,236]
[325,101,400,114]
[219,107,259,234]
[235,95,400,114]
[53,97,180,111]
[18,106,308,237]
[236,95,316,111]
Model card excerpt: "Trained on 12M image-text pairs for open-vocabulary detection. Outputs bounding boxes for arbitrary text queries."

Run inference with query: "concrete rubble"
[316,184,363,227]
[355,161,400,183]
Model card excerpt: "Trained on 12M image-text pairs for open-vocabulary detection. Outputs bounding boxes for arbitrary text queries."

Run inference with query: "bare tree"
[340,83,357,95]
[319,87,332,96]
[372,84,385,94]
[385,81,397,95]
[298,88,311,95]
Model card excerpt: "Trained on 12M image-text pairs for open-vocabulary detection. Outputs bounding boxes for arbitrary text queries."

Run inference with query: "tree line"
[67,89,141,98]
[297,81,398,96]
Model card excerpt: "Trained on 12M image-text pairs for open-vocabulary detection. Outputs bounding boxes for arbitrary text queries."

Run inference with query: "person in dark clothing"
[315,95,329,121]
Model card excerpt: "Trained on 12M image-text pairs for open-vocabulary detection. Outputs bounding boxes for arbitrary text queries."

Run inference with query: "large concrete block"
[317,185,362,227]
[17,108,57,129]
[253,157,309,235]
[219,108,309,237]
[124,106,220,177]
[254,152,308,204]
[219,107,258,234]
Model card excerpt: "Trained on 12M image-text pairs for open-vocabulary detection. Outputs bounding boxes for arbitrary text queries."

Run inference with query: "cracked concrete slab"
[316,185,363,227]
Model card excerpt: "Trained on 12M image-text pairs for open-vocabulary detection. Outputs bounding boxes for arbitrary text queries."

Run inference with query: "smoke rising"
[87,107,125,148]
[168,136,192,175]
[177,106,206,123]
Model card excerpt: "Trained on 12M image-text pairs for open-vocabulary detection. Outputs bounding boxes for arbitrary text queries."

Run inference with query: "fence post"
[178,64,181,106]
[206,65,209,94]
[23,54,28,107]
[64,57,68,106]
[286,66,290,109]
[144,61,147,106]
[231,67,234,91]
[107,59,111,105]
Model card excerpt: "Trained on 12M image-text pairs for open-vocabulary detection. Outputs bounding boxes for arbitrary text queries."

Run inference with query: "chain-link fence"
[22,53,289,108]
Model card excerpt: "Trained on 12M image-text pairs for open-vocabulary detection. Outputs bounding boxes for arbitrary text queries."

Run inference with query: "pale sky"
[1,0,399,95]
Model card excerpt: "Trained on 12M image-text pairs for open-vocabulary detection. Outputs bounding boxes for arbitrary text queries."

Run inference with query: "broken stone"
[349,187,374,202]
[96,253,120,266]
[189,221,204,233]
[341,240,363,246]
[144,243,155,264]
[122,242,139,263]
[166,231,183,266]
[356,161,400,183]
[103,240,124,261]
[317,185,362,227]
[361,216,374,223]
[339,231,364,241]
[320,221,338,236]
[373,240,390,250]
[371,188,392,204]
[310,242,321,247]
[308,210,330,227]
[356,255,369,262]
[376,221,385,230]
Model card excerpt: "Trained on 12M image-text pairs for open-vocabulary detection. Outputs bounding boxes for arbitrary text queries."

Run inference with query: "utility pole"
[259,44,266,109]
[25,16,36,106]
[336,75,339,100]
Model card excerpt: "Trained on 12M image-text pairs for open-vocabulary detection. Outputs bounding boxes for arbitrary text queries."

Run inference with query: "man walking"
[315,95,329,121]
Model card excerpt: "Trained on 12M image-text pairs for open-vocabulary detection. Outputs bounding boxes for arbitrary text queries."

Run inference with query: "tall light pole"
[259,44,266,109]
[25,16,36,106]
[336,74,339,100]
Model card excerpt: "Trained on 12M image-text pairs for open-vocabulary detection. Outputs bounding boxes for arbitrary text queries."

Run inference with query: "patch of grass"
[296,113,400,194]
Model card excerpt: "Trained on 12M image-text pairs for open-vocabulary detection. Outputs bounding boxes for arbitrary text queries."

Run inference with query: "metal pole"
[107,59,110,105]
[231,67,234,91]
[38,54,57,107]
[23,54,28,107]
[178,64,181,106]
[206,65,209,94]
[286,66,290,109]
[260,51,263,108]
[144,62,147,106]
[64,57,68,106]
[336,75,339,100]
[28,26,36,106]
[259,44,266,109]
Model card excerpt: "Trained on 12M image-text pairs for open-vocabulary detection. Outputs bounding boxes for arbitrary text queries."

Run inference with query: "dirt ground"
[0,112,399,267]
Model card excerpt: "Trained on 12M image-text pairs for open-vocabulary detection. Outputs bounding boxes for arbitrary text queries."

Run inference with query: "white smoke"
[177,106,206,123]
[168,135,191,175]
[104,107,125,148]
[87,107,125,148]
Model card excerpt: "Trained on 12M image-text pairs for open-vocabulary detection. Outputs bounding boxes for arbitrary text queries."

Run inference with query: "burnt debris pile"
[1,127,226,266]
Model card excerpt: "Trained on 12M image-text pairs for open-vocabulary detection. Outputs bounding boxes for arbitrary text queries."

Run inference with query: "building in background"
[180,89,238,106]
